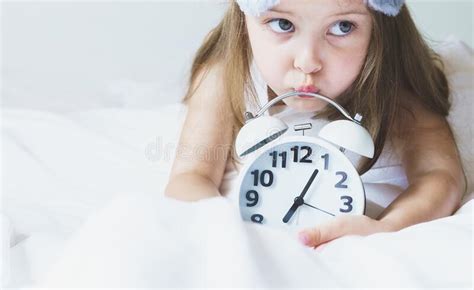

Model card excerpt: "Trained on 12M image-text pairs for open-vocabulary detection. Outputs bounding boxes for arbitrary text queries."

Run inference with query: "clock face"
[238,136,365,228]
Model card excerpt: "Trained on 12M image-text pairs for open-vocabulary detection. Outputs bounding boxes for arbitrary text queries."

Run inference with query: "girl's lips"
[295,86,320,99]
[296,85,318,93]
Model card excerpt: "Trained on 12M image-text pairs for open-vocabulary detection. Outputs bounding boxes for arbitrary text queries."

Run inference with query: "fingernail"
[298,232,310,246]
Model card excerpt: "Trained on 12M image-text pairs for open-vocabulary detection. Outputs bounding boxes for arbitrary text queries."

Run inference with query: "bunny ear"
[236,0,405,17]
[365,0,405,17]
[235,0,280,17]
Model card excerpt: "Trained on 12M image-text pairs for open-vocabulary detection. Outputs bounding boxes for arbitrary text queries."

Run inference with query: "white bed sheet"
[1,106,184,287]
[1,105,472,289]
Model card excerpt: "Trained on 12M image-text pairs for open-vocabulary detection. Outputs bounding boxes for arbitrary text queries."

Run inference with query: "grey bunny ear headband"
[236,0,405,17]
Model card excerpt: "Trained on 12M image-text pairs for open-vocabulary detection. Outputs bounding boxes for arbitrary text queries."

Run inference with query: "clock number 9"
[340,196,353,213]
[245,190,259,207]
[251,170,274,187]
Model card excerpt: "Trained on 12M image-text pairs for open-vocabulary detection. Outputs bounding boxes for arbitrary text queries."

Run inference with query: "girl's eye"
[268,18,295,33]
[328,21,355,36]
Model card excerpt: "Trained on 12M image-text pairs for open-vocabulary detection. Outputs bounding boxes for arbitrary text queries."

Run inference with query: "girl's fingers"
[298,215,376,248]
[298,217,347,247]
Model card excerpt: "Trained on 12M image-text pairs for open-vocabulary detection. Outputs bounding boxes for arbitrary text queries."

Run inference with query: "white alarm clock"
[235,91,375,228]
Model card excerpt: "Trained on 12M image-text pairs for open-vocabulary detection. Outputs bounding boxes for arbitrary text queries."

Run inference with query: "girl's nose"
[293,42,323,74]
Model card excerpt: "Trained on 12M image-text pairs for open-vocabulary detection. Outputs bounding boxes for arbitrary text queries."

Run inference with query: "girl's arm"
[164,65,234,201]
[298,97,466,248]
[377,98,466,230]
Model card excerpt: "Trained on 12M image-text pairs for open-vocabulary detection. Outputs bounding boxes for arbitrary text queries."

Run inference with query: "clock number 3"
[340,196,353,213]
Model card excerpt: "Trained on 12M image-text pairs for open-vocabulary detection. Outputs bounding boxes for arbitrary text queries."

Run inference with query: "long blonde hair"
[183,2,450,173]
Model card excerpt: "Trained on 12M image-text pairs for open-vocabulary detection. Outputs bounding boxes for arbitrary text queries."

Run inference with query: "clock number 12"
[269,146,313,168]
[290,146,313,163]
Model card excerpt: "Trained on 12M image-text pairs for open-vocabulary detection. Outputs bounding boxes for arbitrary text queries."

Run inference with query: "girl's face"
[246,0,373,112]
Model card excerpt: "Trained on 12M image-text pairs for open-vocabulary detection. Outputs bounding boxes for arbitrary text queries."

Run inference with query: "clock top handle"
[235,91,375,158]
[249,91,358,122]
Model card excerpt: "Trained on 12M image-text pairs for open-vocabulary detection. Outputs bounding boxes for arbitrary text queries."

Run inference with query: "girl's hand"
[298,215,396,248]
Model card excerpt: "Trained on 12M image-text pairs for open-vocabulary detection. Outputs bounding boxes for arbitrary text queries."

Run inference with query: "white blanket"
[2,106,472,288]
[40,193,473,289]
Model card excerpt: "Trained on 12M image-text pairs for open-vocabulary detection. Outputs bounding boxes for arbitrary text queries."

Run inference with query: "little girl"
[164,0,466,248]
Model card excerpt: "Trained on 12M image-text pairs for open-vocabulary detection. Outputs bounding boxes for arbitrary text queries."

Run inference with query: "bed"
[1,39,473,288]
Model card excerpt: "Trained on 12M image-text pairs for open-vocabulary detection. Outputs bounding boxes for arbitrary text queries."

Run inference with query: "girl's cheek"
[263,52,292,86]
[332,45,367,72]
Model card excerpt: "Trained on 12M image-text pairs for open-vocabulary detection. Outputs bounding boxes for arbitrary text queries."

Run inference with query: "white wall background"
[408,0,473,46]
[1,0,472,112]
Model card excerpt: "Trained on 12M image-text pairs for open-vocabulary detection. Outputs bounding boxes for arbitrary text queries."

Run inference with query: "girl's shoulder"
[396,90,447,133]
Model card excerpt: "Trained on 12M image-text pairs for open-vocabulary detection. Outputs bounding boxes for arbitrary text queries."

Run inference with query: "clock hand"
[297,169,319,200]
[282,169,319,223]
[282,200,302,223]
[303,202,335,216]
